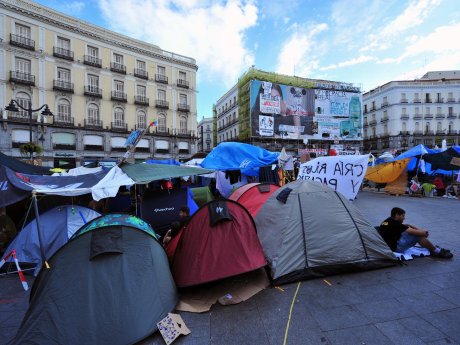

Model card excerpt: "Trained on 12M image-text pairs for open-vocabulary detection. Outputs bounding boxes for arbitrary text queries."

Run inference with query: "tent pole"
[32,191,50,269]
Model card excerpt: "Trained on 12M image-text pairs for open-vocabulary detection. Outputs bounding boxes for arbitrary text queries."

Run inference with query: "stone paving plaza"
[1,191,460,345]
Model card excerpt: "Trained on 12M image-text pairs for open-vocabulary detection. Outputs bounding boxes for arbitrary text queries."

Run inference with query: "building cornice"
[1,0,198,71]
[363,79,460,99]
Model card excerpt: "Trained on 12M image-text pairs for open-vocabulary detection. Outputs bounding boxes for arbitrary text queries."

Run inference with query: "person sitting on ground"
[379,207,453,258]
[162,205,191,246]
[433,176,445,196]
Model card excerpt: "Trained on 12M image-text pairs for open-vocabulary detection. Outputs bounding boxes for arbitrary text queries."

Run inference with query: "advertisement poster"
[250,80,362,142]
[250,80,315,139]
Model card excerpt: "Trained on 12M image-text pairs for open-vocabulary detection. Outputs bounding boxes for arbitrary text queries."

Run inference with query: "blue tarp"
[145,159,181,166]
[200,142,279,176]
[394,144,439,160]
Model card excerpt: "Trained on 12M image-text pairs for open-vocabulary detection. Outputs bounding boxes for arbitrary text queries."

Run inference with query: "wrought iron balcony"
[447,113,457,119]
[10,71,35,86]
[10,33,35,50]
[53,47,74,60]
[425,99,432,103]
[381,102,389,108]
[7,113,37,123]
[111,122,128,132]
[110,62,126,74]
[434,98,444,103]
[84,55,102,68]
[435,114,445,119]
[380,117,389,123]
[425,130,434,135]
[84,119,103,129]
[177,103,190,112]
[134,96,149,105]
[134,68,148,80]
[400,115,409,120]
[413,99,421,103]
[400,99,408,103]
[447,98,456,103]
[84,86,102,98]
[369,120,377,126]
[363,122,369,127]
[413,115,422,120]
[155,74,168,84]
[436,130,445,135]
[135,124,147,130]
[399,131,410,135]
[413,130,423,135]
[447,130,457,135]
[177,79,189,88]
[111,91,127,102]
[424,114,434,119]
[53,80,74,93]
[54,116,74,126]
[155,100,169,109]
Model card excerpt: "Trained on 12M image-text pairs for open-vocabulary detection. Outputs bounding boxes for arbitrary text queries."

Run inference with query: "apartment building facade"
[362,71,460,154]
[0,0,198,168]
[197,117,214,153]
[215,83,239,144]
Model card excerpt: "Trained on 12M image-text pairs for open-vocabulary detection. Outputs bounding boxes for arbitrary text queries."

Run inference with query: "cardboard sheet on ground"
[175,268,270,313]
[157,313,190,345]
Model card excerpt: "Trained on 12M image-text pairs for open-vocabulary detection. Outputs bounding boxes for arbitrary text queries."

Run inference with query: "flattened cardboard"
[157,313,190,345]
[176,268,270,313]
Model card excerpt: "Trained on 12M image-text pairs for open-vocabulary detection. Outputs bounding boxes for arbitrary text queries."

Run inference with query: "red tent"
[229,183,280,217]
[165,199,266,288]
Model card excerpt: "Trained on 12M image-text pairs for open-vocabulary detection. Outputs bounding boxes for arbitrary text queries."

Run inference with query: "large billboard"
[249,80,362,141]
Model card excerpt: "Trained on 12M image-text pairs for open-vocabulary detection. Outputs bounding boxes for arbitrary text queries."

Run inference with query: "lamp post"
[5,100,53,160]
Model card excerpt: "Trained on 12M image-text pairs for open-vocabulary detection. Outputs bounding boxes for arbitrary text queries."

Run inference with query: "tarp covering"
[166,199,267,288]
[145,159,181,166]
[190,186,214,206]
[2,205,100,268]
[6,166,134,201]
[255,179,397,285]
[14,215,177,345]
[394,144,438,160]
[423,147,460,171]
[365,158,411,183]
[229,183,280,217]
[121,163,214,184]
[0,165,29,207]
[200,142,279,176]
[0,151,52,175]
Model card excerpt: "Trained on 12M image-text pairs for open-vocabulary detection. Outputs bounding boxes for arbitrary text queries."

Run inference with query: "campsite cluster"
[0,142,459,344]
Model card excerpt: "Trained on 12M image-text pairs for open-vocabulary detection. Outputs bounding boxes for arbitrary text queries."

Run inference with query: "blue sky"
[34,0,460,120]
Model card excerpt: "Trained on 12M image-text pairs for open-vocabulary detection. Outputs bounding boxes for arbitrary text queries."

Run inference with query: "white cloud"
[275,23,328,76]
[97,0,257,85]
[56,1,85,15]
[320,55,375,71]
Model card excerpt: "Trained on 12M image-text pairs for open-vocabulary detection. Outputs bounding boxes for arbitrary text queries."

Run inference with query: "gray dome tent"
[254,180,397,285]
[13,214,178,345]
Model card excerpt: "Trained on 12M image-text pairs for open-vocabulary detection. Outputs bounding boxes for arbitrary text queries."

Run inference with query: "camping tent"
[166,199,266,287]
[13,214,177,345]
[229,183,280,217]
[254,180,397,285]
[0,151,52,175]
[2,205,100,270]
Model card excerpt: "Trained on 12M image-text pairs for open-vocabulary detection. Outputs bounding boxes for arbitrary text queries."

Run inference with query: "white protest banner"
[297,154,369,200]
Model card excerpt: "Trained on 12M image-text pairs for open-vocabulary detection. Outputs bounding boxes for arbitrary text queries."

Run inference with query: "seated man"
[162,206,191,246]
[379,207,453,259]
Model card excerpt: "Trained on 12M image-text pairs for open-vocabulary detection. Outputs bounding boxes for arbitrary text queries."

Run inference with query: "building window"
[114,80,124,92]
[15,23,31,38]
[437,107,442,115]
[158,89,166,101]
[88,74,99,89]
[206,125,210,131]
[449,122,454,132]
[402,122,407,131]
[402,107,406,115]
[180,116,187,134]
[15,58,31,74]
[179,71,186,80]
[87,45,98,58]
[136,60,146,70]
[57,99,71,121]
[158,113,166,132]
[113,53,123,65]
[57,36,70,50]
[15,92,31,118]
[137,110,146,129]
[157,65,166,75]
[57,67,70,81]
[425,122,431,133]
[414,93,419,101]
[114,107,124,126]
[415,122,420,132]
[437,122,442,132]
[448,107,453,116]
[425,107,430,115]
[87,103,99,123]
[136,85,146,97]
[179,94,187,106]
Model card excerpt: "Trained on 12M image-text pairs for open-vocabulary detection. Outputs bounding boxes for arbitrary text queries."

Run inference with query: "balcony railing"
[399,131,410,135]
[413,130,423,135]
[111,91,127,102]
[447,113,457,119]
[10,71,35,86]
[84,86,103,98]
[155,74,168,84]
[110,62,126,74]
[7,113,37,123]
[53,47,74,60]
[53,80,74,93]
[424,114,434,119]
[413,99,421,103]
[425,130,434,135]
[177,79,189,88]
[400,99,408,103]
[134,69,148,80]
[369,120,377,126]
[425,99,432,103]
[10,33,35,50]
[156,100,169,109]
[111,122,128,132]
[400,115,409,120]
[363,122,369,127]
[370,106,376,111]
[84,119,103,128]
[435,114,445,119]
[135,124,147,130]
[447,130,457,135]
[434,98,444,103]
[54,116,74,126]
[381,102,389,108]
[177,103,190,112]
[447,98,456,103]
[436,130,445,135]
[413,115,422,120]
[134,96,149,105]
[84,55,102,68]
[380,117,389,123]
